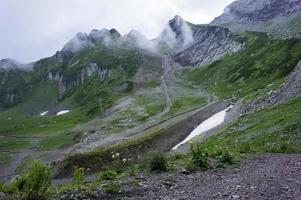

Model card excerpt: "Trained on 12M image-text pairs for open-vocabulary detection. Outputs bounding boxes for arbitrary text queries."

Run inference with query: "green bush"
[190,143,209,170]
[105,182,121,194]
[239,143,251,153]
[73,167,85,190]
[148,151,168,172]
[184,160,198,172]
[0,181,9,193]
[100,170,118,180]
[217,151,234,166]
[12,160,52,200]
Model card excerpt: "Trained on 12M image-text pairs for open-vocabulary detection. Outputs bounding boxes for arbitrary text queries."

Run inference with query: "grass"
[199,97,301,154]
[0,138,31,151]
[135,93,165,117]
[35,131,81,151]
[184,32,301,100]
[168,96,207,116]
[0,153,11,167]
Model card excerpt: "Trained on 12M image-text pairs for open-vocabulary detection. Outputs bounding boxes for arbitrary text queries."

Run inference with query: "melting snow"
[40,111,48,116]
[172,105,233,150]
[56,110,70,116]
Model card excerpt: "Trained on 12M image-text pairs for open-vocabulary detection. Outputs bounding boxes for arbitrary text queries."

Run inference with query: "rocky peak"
[109,28,121,38]
[62,32,93,53]
[211,0,301,37]
[158,15,194,52]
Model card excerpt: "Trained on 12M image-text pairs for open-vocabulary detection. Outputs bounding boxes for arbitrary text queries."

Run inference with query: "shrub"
[12,160,52,200]
[73,167,85,190]
[239,143,251,153]
[100,170,118,180]
[184,160,197,172]
[190,143,209,170]
[217,151,234,166]
[148,151,167,172]
[105,182,121,194]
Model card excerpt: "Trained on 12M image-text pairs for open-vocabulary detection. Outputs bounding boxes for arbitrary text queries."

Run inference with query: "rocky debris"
[242,60,301,114]
[52,154,301,200]
[211,0,301,38]
[173,25,242,66]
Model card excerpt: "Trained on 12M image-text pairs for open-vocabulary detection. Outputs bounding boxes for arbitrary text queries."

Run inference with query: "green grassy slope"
[200,97,301,154]
[184,32,301,101]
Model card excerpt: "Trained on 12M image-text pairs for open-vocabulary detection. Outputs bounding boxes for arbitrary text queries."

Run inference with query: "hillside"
[0,0,301,199]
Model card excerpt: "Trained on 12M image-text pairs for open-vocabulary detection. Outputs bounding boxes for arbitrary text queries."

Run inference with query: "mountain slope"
[158,16,243,66]
[184,32,301,100]
[211,0,301,38]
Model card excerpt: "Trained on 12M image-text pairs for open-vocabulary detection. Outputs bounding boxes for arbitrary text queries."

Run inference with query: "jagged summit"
[211,0,301,37]
[157,15,193,52]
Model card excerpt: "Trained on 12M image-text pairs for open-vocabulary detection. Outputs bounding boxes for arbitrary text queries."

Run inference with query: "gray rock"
[211,0,301,38]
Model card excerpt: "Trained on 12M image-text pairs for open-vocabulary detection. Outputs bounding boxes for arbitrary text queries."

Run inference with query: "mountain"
[157,15,243,66]
[1,1,301,196]
[0,58,33,70]
[211,0,301,38]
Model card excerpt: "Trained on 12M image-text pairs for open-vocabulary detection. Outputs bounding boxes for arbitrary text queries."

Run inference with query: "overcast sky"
[0,0,235,63]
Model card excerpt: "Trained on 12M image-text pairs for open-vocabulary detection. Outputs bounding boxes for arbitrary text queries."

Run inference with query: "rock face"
[48,62,111,98]
[242,60,301,113]
[157,15,243,66]
[211,0,301,38]
[0,59,32,108]
[173,25,242,66]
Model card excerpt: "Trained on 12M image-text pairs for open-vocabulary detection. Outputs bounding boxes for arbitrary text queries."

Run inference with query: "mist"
[0,0,235,63]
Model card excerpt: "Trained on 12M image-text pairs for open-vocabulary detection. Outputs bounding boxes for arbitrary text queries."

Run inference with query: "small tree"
[12,160,52,200]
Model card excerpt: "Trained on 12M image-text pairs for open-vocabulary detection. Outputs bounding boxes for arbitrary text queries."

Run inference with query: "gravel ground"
[55,154,301,200]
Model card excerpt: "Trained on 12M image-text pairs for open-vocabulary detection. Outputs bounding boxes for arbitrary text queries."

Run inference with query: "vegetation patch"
[199,97,301,154]
[184,32,301,100]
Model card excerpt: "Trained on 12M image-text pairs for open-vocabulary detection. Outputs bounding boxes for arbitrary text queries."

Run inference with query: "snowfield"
[172,105,233,150]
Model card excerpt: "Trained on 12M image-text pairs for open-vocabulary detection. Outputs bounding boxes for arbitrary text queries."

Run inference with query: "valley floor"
[55,154,301,200]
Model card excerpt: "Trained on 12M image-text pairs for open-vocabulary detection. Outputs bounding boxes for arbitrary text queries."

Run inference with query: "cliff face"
[157,16,243,66]
[47,62,111,98]
[211,0,301,38]
[173,25,242,66]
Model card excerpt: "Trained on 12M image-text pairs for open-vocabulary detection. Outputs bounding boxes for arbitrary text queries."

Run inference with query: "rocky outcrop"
[211,0,301,38]
[0,67,27,108]
[48,63,111,98]
[242,60,301,114]
[155,16,243,66]
[173,25,242,66]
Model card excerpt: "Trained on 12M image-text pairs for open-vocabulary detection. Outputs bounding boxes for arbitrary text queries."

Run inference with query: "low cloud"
[0,0,235,63]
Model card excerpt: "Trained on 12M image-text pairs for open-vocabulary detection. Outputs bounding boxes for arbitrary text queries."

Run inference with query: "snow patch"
[56,110,70,116]
[172,105,233,150]
[40,111,48,116]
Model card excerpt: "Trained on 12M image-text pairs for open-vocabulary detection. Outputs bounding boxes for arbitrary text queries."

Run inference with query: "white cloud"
[0,0,235,63]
